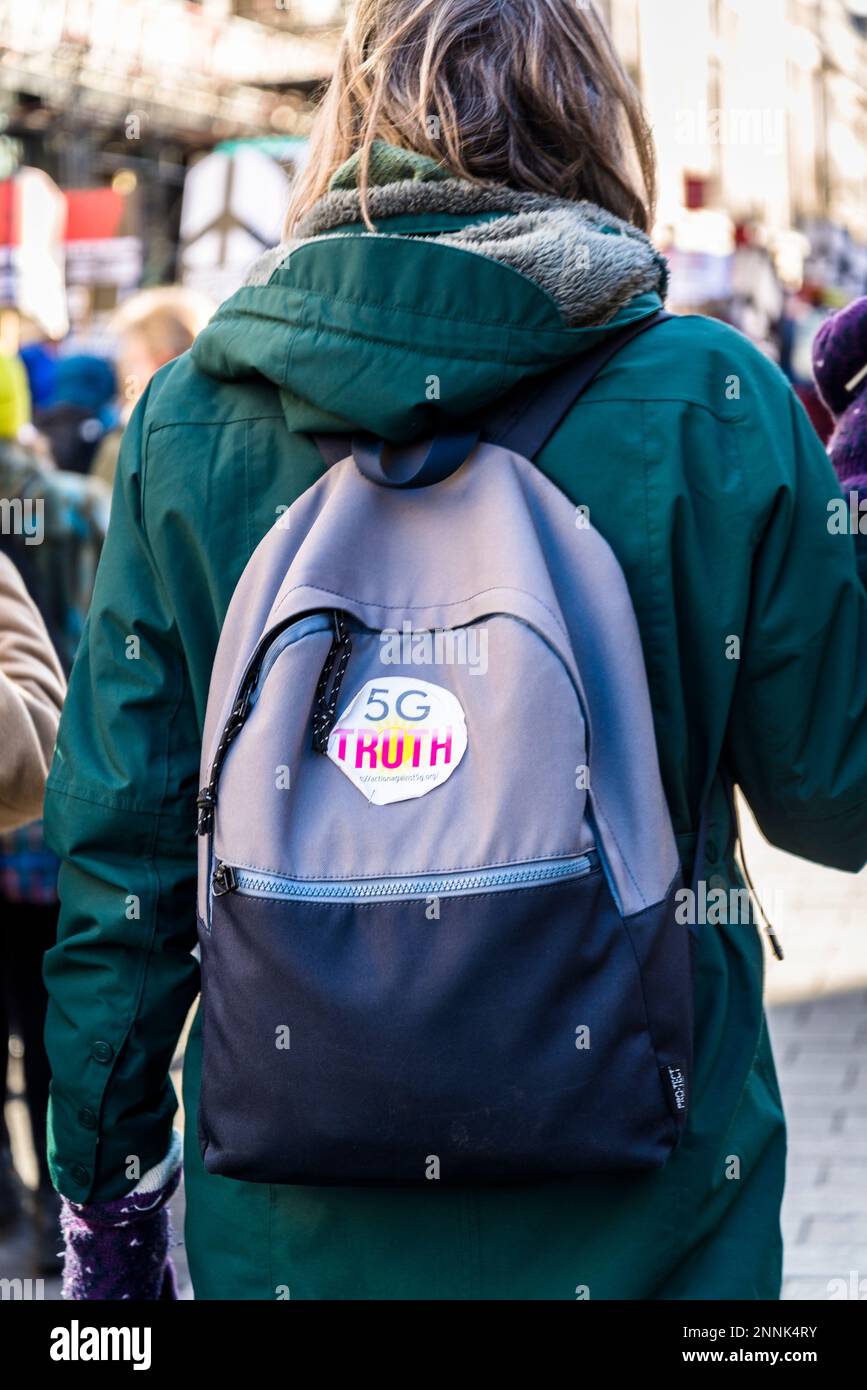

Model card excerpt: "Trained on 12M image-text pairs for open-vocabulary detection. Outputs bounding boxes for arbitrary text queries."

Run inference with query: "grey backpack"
[195,310,697,1185]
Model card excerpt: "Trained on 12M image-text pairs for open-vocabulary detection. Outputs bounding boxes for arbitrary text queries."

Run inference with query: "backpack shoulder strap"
[482,308,674,460]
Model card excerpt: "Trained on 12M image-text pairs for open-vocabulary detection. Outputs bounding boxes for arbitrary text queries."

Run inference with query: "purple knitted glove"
[60,1158,181,1301]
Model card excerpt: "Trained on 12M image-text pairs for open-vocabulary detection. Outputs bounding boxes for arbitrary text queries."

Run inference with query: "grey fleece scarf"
[247,179,668,329]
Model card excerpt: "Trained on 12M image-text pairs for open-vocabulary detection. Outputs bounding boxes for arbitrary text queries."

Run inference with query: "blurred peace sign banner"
[179,143,303,306]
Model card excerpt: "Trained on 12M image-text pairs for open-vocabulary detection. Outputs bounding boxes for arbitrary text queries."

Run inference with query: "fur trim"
[246,179,668,328]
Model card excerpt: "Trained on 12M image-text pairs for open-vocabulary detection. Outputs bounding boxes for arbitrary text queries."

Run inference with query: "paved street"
[741,803,867,1301]
[2,800,865,1302]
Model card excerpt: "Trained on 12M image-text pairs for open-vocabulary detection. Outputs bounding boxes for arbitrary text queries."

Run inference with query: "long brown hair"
[285,0,656,234]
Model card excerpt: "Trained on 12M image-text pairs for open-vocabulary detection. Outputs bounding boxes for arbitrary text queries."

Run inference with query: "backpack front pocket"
[197,859,690,1185]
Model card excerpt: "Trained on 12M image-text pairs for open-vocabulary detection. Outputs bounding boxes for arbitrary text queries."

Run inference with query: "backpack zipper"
[211,851,598,903]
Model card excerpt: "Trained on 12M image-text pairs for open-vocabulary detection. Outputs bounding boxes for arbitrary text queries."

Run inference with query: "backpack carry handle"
[352,428,480,489]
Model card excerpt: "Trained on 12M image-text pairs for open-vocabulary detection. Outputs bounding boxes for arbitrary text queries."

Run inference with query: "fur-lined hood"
[247,174,668,330]
[193,145,668,440]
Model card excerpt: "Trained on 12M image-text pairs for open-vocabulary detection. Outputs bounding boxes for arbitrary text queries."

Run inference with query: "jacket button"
[70,1164,90,1187]
[91,1041,113,1064]
[78,1107,98,1130]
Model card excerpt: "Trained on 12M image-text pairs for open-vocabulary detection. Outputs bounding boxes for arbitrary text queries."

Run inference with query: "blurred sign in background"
[0,0,348,333]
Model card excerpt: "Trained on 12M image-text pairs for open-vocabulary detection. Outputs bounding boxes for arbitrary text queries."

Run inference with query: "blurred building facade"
[604,0,867,298]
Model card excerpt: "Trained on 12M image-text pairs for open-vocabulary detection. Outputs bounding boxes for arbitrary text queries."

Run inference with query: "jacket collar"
[248,143,668,329]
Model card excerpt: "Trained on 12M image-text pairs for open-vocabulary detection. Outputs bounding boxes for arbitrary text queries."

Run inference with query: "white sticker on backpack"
[326,676,467,805]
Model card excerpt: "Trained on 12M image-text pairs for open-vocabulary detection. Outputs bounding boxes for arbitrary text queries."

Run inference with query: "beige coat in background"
[0,552,65,832]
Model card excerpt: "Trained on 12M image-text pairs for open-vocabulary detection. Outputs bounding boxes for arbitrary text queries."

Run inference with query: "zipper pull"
[734,828,784,961]
[762,917,785,963]
[212,862,237,897]
[729,780,785,962]
[737,859,786,961]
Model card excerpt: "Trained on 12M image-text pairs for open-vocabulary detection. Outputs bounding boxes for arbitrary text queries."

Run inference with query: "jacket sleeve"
[0,552,65,831]
[43,383,201,1203]
[728,383,867,872]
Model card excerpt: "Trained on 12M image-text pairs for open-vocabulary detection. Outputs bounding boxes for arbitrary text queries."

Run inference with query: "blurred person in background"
[813,296,867,583]
[778,287,835,445]
[0,356,110,668]
[33,355,116,477]
[19,341,58,419]
[0,551,65,1235]
[42,0,867,1301]
[90,287,214,492]
[728,223,785,361]
[0,554,65,831]
[0,351,108,1274]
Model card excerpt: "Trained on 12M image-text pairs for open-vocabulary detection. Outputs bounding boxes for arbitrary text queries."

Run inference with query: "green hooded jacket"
[43,147,867,1300]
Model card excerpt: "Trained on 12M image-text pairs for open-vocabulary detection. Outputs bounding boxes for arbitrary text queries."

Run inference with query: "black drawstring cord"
[197,609,354,835]
[196,689,252,836]
[312,611,352,754]
[732,789,785,961]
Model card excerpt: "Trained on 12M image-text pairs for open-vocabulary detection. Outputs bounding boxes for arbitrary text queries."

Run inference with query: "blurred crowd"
[0,284,212,1276]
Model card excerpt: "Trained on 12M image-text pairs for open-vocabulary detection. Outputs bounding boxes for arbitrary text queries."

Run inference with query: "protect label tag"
[326,676,468,805]
[662,1061,689,1120]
